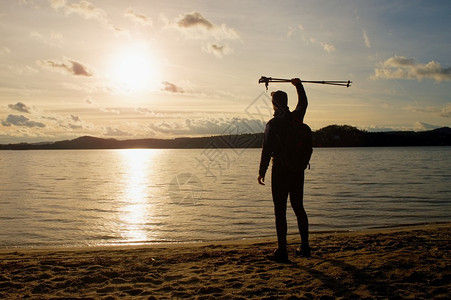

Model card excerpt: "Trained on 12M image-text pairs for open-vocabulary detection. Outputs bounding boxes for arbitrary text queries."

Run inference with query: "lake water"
[0,147,450,248]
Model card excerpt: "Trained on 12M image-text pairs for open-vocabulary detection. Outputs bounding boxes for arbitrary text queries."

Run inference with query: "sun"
[109,44,159,93]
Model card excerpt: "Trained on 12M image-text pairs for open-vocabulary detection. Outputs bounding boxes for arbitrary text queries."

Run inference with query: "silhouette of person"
[258,78,310,262]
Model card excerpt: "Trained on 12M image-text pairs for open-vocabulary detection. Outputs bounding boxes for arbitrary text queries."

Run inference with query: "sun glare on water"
[109,44,159,93]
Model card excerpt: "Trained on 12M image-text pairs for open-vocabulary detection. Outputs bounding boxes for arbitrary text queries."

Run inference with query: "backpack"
[280,116,313,172]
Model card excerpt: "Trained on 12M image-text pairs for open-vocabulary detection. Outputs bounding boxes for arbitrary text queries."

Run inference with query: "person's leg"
[271,167,289,252]
[289,172,310,254]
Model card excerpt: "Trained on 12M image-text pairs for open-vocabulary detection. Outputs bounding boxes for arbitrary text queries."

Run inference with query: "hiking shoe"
[267,248,289,263]
[295,245,311,258]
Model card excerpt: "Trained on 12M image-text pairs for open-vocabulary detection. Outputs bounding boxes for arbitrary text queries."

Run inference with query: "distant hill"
[314,125,451,147]
[0,133,263,150]
[1,125,450,150]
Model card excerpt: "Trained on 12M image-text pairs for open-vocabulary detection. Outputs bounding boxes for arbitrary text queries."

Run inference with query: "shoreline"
[1,221,448,251]
[1,223,449,299]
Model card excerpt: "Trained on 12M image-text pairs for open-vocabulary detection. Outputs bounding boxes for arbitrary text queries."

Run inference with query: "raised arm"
[292,78,308,122]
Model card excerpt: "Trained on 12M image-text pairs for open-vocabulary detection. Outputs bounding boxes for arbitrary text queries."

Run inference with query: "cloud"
[30,30,64,48]
[149,117,266,136]
[161,11,239,58]
[162,11,239,40]
[321,42,336,53]
[365,122,442,132]
[287,24,304,37]
[177,11,213,29]
[36,57,93,76]
[202,43,233,58]
[135,107,164,117]
[68,0,106,20]
[62,82,94,93]
[161,81,184,93]
[62,121,83,129]
[124,7,152,26]
[104,127,132,137]
[0,46,11,55]
[373,56,451,82]
[440,103,451,118]
[363,29,371,48]
[50,0,107,21]
[309,38,336,53]
[404,103,451,119]
[135,107,153,114]
[49,0,126,33]
[365,125,396,132]
[1,114,46,128]
[100,107,120,114]
[287,25,336,54]
[414,121,440,131]
[70,114,80,122]
[40,113,88,130]
[49,0,65,9]
[8,102,31,113]
[404,104,440,114]
[68,124,83,129]
[59,120,83,130]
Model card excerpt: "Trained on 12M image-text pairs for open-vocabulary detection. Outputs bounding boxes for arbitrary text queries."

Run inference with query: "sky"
[0,0,450,143]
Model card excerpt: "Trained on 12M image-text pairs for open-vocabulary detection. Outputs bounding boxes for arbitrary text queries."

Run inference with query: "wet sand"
[0,223,449,299]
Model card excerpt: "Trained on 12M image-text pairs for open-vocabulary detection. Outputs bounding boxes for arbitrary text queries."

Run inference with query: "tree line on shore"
[1,125,450,150]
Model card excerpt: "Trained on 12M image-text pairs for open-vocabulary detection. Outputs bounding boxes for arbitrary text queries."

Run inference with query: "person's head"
[271,90,288,112]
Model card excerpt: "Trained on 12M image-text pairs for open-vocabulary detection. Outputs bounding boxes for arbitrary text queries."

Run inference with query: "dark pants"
[271,164,309,250]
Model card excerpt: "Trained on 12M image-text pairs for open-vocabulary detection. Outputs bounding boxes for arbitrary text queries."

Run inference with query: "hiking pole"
[259,76,352,90]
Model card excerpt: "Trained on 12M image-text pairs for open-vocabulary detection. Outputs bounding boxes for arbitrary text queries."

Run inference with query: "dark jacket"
[258,84,308,178]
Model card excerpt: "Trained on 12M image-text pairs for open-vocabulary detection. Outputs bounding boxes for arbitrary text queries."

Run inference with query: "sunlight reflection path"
[118,149,158,244]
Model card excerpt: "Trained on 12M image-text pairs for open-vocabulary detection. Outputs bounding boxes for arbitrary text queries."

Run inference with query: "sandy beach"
[0,223,449,299]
